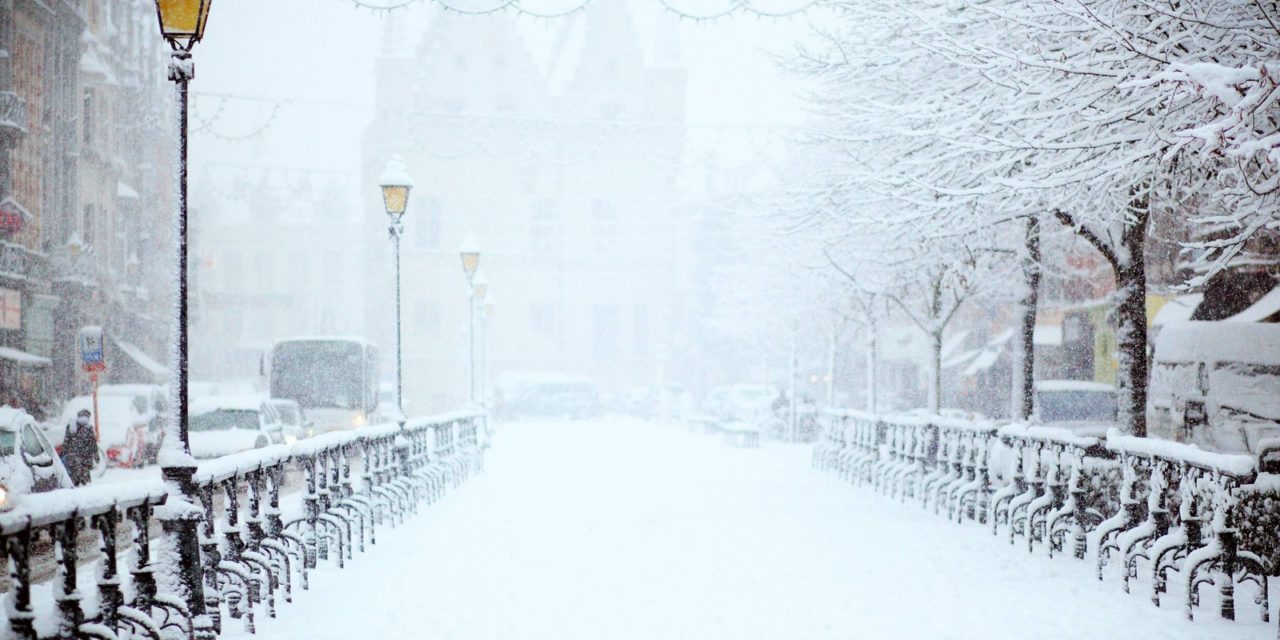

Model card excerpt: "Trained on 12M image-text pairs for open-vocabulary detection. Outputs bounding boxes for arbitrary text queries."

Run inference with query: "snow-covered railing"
[1,410,488,640]
[813,410,1279,630]
[0,479,170,640]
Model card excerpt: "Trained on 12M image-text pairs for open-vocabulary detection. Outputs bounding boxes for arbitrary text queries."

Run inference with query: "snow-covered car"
[188,395,285,459]
[267,398,313,445]
[498,373,602,419]
[51,395,150,468]
[1149,321,1280,454]
[0,407,73,511]
[706,384,782,423]
[97,384,169,463]
[1033,380,1118,437]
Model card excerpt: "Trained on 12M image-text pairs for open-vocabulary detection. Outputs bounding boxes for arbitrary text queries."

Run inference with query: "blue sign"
[79,326,105,371]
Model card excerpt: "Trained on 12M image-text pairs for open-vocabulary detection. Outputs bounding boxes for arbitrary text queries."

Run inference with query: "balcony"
[0,91,27,144]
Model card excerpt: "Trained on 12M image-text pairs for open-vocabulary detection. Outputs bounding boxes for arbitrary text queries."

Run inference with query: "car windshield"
[0,431,14,456]
[276,405,300,426]
[189,410,260,432]
[1039,391,1117,422]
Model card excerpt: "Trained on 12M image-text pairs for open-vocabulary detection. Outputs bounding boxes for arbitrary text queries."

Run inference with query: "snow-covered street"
[226,419,1264,640]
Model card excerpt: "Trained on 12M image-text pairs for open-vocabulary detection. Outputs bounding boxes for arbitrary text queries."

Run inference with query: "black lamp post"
[458,235,480,404]
[379,156,413,422]
[151,0,213,636]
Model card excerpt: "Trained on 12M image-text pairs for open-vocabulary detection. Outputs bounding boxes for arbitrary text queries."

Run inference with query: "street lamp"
[481,294,495,406]
[459,233,480,284]
[379,156,413,422]
[152,0,214,634]
[467,268,488,405]
[458,236,482,404]
[471,269,489,303]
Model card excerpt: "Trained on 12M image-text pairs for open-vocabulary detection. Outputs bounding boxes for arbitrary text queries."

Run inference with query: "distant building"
[362,6,689,412]
[188,172,366,383]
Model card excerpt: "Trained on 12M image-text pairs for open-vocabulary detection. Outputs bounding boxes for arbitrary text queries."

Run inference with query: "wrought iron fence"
[813,409,1278,632]
[1,411,486,639]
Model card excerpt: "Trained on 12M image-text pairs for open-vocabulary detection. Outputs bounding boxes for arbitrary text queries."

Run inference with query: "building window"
[323,250,341,293]
[530,200,558,253]
[530,302,556,335]
[521,165,539,194]
[223,251,242,290]
[414,198,440,250]
[82,205,94,246]
[414,300,441,334]
[592,199,617,251]
[593,304,619,358]
[83,90,94,147]
[633,304,649,356]
[256,252,274,291]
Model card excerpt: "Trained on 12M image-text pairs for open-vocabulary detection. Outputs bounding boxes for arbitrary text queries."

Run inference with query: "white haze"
[187,0,826,412]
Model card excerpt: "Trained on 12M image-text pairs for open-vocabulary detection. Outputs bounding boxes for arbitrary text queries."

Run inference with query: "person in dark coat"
[62,409,98,486]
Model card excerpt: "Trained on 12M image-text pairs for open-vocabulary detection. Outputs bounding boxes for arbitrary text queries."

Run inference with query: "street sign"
[79,326,106,373]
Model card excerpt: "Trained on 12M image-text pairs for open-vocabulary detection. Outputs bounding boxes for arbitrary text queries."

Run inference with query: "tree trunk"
[866,319,878,413]
[826,326,836,407]
[1115,213,1150,437]
[928,330,942,414]
[1012,215,1041,421]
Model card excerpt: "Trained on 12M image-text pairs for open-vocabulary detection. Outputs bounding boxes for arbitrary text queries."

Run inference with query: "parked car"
[267,398,313,444]
[51,395,150,468]
[704,384,782,423]
[1149,321,1280,454]
[498,373,602,419]
[0,407,73,510]
[97,384,168,464]
[188,395,284,459]
[1033,380,1118,437]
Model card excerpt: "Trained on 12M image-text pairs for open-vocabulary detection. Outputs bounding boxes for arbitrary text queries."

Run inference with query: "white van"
[1148,321,1280,454]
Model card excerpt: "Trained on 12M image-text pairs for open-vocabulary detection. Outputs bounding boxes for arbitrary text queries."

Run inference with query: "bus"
[266,337,380,434]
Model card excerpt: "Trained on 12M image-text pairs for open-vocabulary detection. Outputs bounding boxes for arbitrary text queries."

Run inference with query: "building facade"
[0,0,176,419]
[362,6,689,412]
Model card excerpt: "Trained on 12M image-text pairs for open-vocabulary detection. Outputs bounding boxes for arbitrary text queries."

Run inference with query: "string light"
[346,0,823,20]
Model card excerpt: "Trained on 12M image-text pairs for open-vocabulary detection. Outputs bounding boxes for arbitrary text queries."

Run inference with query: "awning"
[0,346,50,366]
[1228,287,1280,323]
[963,330,1012,377]
[1153,294,1203,326]
[113,339,170,382]
[1033,324,1062,346]
[117,181,139,200]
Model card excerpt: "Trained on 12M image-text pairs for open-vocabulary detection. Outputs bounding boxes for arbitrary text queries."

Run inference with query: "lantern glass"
[461,252,480,278]
[381,184,410,218]
[473,283,488,302]
[154,0,212,48]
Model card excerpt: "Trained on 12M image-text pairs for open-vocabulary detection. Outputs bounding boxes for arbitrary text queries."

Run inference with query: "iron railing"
[1,411,486,639]
[813,410,1278,632]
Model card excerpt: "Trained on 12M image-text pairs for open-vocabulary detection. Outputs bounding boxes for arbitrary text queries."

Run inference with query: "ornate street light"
[459,235,482,404]
[152,0,215,635]
[153,0,213,50]
[480,293,495,406]
[465,261,487,405]
[459,233,480,284]
[380,156,413,422]
[471,269,489,303]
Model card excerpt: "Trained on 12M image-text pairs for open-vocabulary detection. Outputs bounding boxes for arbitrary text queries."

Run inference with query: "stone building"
[362,6,690,412]
[0,0,175,418]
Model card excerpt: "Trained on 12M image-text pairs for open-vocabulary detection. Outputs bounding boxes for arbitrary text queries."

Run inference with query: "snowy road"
[230,419,1266,640]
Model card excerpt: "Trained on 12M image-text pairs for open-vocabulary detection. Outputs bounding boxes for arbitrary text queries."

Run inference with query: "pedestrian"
[62,409,98,486]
